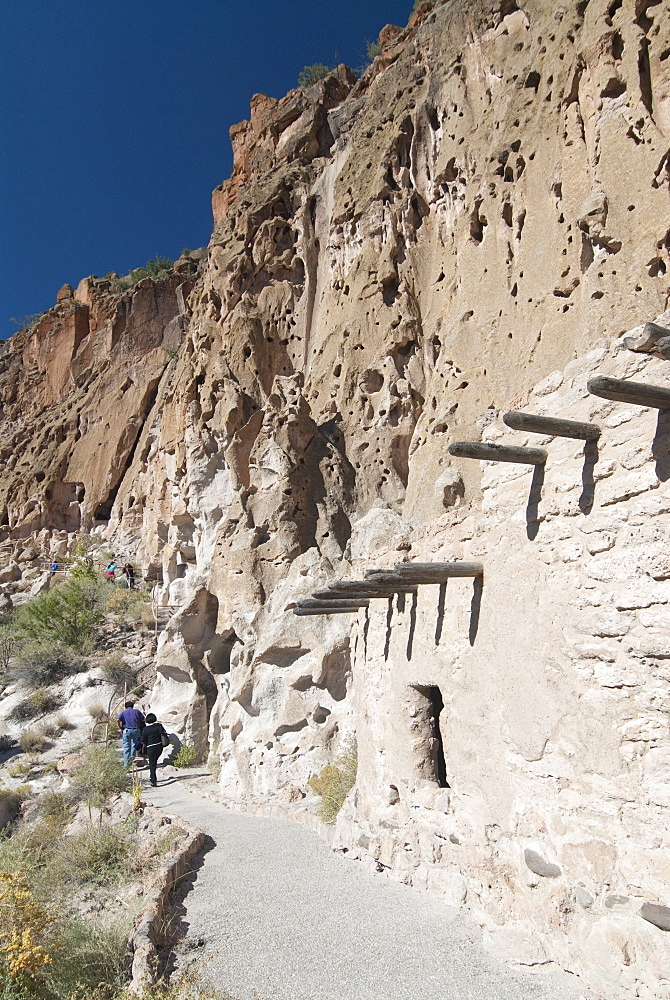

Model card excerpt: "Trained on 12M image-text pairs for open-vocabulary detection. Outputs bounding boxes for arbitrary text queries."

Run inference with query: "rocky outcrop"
[1,0,670,994]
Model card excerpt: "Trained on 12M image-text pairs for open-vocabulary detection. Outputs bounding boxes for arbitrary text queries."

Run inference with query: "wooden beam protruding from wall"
[392,561,484,581]
[363,571,426,588]
[503,411,601,440]
[313,589,399,601]
[294,606,363,616]
[587,375,670,410]
[317,579,418,596]
[296,598,369,609]
[448,441,548,465]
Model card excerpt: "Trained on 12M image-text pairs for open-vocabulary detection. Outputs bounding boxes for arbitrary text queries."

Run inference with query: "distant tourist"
[49,561,58,577]
[117,700,145,767]
[122,563,135,589]
[139,713,170,786]
[105,561,116,580]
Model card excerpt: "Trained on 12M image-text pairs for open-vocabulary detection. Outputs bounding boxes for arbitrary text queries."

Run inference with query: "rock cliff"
[2,0,670,994]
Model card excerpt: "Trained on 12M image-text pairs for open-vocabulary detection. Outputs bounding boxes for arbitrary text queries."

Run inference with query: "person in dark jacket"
[139,713,169,786]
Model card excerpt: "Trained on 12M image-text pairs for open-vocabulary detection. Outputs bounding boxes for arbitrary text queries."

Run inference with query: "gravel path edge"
[128,805,207,992]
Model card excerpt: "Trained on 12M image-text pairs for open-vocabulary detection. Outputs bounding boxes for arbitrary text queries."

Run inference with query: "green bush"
[72,746,127,808]
[365,39,381,60]
[308,742,357,822]
[11,640,84,687]
[114,255,174,292]
[13,576,111,653]
[172,745,196,768]
[298,63,331,88]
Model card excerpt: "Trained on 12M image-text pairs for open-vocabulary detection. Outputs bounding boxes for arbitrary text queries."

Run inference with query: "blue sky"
[1,0,413,339]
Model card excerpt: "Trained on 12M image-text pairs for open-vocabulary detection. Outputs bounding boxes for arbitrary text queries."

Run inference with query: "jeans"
[122,728,141,766]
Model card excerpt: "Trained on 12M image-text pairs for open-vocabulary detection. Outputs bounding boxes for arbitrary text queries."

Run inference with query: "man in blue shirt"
[117,701,145,767]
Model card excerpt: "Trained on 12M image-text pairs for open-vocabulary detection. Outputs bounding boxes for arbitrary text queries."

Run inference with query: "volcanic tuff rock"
[1,0,670,994]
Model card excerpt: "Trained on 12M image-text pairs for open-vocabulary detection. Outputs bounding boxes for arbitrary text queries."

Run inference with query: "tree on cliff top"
[298,63,331,88]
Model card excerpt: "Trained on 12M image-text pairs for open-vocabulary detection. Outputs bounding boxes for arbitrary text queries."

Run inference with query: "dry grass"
[19,730,48,754]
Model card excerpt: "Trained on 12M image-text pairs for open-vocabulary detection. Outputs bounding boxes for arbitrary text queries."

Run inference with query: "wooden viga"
[503,412,601,440]
[389,561,484,584]
[587,375,670,409]
[448,441,547,465]
[294,575,418,615]
[294,601,369,616]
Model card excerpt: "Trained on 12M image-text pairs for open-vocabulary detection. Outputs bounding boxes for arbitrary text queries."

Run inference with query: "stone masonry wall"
[333,325,670,998]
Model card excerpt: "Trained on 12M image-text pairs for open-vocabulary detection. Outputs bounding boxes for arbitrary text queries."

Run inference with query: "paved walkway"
[147,775,595,1000]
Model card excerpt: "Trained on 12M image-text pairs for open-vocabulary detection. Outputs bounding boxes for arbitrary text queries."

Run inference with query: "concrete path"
[147,774,595,1000]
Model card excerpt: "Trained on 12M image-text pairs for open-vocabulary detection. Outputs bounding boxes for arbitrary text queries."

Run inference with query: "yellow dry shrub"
[0,869,53,982]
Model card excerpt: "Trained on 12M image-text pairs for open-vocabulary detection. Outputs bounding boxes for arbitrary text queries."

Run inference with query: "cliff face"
[2,0,670,993]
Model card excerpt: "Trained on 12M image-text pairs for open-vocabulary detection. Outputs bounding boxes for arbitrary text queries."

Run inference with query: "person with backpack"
[139,713,170,786]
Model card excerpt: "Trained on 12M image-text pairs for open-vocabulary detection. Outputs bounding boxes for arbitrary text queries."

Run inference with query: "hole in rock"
[411,685,450,788]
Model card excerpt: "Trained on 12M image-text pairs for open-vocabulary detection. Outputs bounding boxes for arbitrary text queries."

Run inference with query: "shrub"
[308,742,358,822]
[0,625,14,674]
[0,789,25,829]
[7,761,32,780]
[171,745,196,768]
[114,255,174,292]
[29,689,58,714]
[39,721,62,739]
[0,736,15,753]
[100,652,136,692]
[0,869,54,984]
[38,791,70,825]
[19,731,48,754]
[298,63,331,88]
[13,576,111,652]
[365,39,381,60]
[64,826,132,886]
[10,689,59,722]
[44,916,129,996]
[72,746,127,808]
[10,641,84,687]
[87,702,108,721]
[54,713,74,732]
[9,699,39,722]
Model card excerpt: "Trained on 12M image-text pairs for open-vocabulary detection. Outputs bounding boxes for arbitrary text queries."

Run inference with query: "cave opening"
[413,683,450,788]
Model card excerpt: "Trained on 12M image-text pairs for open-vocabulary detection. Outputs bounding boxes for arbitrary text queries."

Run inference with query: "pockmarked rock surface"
[147,779,596,1000]
[1,0,670,995]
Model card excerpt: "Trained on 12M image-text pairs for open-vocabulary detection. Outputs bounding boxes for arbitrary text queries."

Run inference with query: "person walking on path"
[117,700,145,767]
[105,561,116,581]
[139,713,169,786]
